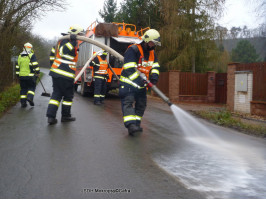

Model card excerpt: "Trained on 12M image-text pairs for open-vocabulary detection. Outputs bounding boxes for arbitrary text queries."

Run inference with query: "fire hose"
[56,35,172,106]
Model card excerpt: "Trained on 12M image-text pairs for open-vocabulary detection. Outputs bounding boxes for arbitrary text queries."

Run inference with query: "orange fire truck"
[75,21,149,96]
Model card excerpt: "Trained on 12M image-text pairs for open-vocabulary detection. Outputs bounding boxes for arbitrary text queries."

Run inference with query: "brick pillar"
[227,63,239,111]
[207,71,216,103]
[168,70,180,101]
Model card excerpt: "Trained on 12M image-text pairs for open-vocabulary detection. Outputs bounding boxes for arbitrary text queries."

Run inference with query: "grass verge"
[0,73,44,118]
[0,84,20,117]
[193,109,266,138]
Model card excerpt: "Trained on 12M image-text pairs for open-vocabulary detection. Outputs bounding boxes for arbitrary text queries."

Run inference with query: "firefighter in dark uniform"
[16,42,40,108]
[46,25,84,125]
[119,29,161,136]
[90,50,109,105]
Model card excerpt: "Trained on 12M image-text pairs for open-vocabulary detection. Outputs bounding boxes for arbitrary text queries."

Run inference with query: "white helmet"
[24,42,32,50]
[141,29,161,46]
[68,25,85,35]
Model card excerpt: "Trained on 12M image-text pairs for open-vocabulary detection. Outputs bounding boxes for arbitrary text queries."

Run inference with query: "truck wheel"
[80,77,88,96]
[74,84,78,91]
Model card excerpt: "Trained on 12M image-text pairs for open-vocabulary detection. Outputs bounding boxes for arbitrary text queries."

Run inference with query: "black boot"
[48,117,57,125]
[128,124,142,136]
[27,98,34,106]
[21,103,27,108]
[61,116,76,122]
[94,101,101,105]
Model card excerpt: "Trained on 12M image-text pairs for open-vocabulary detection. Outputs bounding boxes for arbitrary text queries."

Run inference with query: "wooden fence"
[154,71,216,103]
[179,72,208,95]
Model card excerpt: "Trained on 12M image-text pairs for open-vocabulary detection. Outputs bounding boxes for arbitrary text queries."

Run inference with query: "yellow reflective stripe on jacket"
[56,58,76,65]
[120,76,144,89]
[123,62,137,69]
[50,68,75,79]
[123,115,136,122]
[66,42,74,50]
[62,101,73,106]
[62,54,74,60]
[35,67,40,71]
[129,71,139,80]
[152,62,160,68]
[95,70,107,74]
[100,61,108,65]
[49,99,60,106]
[151,69,159,75]
[94,94,101,97]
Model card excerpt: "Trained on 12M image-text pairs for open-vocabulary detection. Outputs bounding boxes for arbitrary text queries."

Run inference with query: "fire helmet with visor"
[68,25,85,35]
[141,29,161,46]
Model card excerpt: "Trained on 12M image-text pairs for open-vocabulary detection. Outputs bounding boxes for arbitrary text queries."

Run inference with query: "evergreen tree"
[115,0,161,29]
[159,0,225,72]
[99,0,118,23]
[231,40,261,63]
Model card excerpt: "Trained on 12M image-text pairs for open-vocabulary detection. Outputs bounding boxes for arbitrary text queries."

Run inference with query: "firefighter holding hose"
[46,25,84,125]
[119,29,161,136]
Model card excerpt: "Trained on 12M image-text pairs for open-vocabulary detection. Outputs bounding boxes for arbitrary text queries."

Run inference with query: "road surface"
[0,68,265,198]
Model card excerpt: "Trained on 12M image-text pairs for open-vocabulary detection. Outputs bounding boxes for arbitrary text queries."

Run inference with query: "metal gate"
[215,73,227,104]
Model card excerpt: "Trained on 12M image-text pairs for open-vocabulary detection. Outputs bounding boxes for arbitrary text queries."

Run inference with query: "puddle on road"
[153,105,266,198]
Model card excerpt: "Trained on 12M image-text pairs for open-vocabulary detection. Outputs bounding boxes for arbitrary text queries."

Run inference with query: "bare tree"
[0,0,66,91]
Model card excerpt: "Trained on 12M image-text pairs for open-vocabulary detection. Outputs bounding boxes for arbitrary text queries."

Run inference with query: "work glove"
[150,79,157,85]
[105,74,109,80]
[70,34,77,41]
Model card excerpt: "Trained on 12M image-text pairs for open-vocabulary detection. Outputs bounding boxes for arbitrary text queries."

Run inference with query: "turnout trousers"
[94,77,107,103]
[46,77,74,118]
[119,85,147,128]
[19,77,36,105]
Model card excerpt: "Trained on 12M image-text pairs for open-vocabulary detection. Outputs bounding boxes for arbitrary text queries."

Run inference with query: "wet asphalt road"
[0,68,266,198]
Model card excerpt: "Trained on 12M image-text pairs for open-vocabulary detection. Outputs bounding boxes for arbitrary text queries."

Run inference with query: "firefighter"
[90,50,109,105]
[119,29,161,136]
[46,25,84,125]
[16,42,40,108]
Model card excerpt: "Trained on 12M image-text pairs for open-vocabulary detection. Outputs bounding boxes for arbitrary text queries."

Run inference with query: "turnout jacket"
[49,39,78,80]
[90,55,108,79]
[16,51,40,78]
[120,42,160,90]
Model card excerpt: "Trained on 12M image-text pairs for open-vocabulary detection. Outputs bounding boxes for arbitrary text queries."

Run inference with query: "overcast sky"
[32,0,263,40]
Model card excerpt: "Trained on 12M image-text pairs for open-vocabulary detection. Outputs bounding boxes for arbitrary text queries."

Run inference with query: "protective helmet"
[141,29,161,46]
[24,42,33,50]
[68,25,85,35]
[102,49,108,55]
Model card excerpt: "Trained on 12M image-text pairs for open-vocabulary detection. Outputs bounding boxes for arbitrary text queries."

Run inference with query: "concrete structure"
[227,62,266,117]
